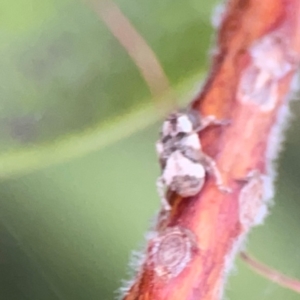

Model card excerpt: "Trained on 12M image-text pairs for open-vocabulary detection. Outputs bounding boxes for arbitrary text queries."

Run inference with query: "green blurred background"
[0,0,300,299]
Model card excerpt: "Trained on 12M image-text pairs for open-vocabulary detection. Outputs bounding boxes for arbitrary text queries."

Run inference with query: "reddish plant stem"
[121,1,300,299]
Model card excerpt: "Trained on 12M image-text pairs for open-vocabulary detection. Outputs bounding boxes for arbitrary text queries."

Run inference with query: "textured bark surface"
[123,1,300,299]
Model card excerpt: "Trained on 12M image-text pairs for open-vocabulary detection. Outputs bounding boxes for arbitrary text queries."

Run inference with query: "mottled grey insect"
[156,110,230,210]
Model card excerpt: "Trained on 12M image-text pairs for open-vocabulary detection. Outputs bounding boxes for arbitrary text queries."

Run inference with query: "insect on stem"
[156,111,230,211]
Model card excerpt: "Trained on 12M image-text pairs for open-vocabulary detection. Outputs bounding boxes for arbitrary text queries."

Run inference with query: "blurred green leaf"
[0,71,204,178]
[0,0,212,178]
[0,0,218,298]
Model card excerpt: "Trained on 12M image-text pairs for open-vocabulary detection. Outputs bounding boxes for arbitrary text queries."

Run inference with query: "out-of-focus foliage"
[0,0,300,299]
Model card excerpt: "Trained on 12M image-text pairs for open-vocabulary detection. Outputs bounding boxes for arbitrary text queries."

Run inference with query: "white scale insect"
[156,109,230,210]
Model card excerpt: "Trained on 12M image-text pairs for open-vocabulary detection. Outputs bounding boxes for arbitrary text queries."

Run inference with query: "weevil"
[156,109,230,210]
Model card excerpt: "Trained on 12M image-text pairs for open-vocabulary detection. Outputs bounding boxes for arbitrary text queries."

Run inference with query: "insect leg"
[200,154,232,193]
[195,115,230,132]
[156,176,171,210]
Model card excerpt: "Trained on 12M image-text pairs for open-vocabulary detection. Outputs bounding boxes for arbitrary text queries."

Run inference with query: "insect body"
[156,110,229,210]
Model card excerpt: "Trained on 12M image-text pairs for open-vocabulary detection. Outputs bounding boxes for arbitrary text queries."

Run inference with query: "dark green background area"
[0,0,300,299]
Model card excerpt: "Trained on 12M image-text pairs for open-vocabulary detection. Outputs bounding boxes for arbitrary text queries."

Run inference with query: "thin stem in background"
[240,252,300,294]
[92,0,177,113]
